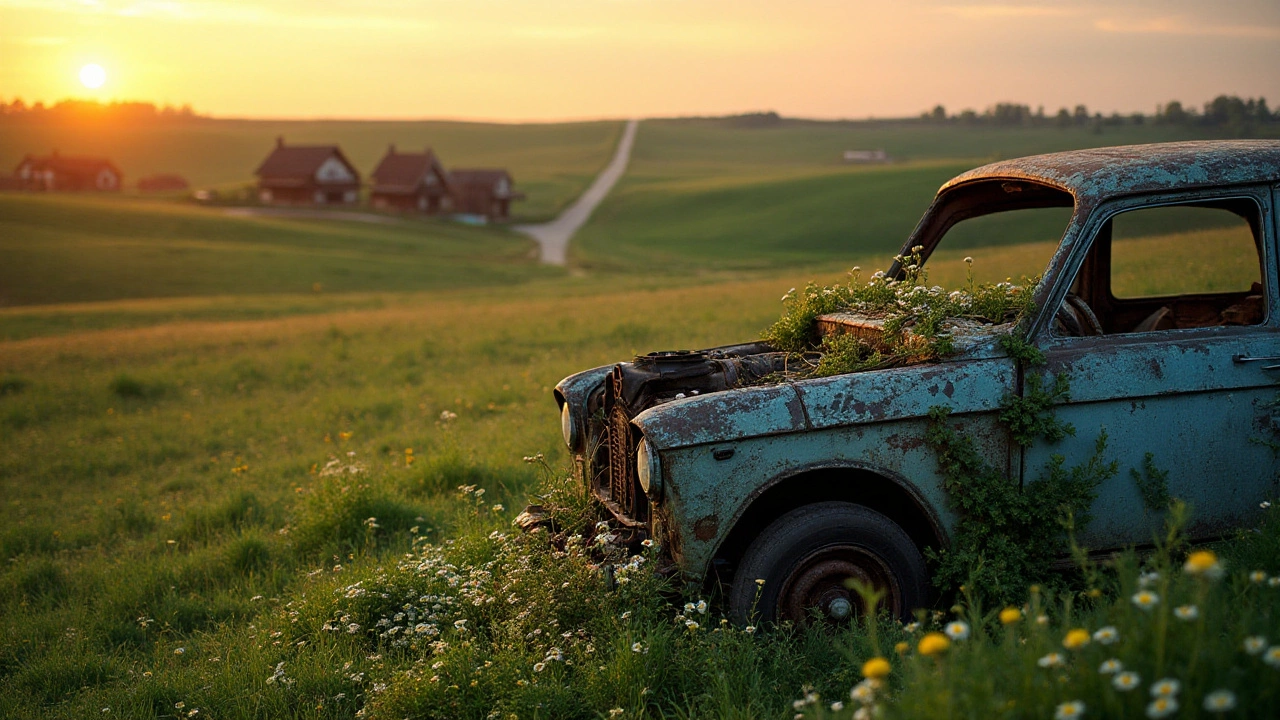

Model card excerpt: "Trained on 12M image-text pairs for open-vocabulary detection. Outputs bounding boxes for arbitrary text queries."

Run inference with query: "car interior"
[1054,198,1266,337]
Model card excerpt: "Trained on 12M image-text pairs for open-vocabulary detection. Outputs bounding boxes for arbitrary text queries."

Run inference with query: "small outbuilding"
[14,152,123,191]
[254,137,360,205]
[369,145,451,213]
[448,169,524,220]
[842,149,891,164]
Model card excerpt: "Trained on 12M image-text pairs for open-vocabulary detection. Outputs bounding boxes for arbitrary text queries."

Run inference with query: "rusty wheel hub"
[778,544,901,624]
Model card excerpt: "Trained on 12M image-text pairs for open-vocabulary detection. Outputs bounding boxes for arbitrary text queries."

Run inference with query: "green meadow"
[572,119,1280,271]
[3,119,1279,718]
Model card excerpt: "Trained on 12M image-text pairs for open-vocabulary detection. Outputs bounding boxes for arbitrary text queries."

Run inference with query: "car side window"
[1052,198,1265,337]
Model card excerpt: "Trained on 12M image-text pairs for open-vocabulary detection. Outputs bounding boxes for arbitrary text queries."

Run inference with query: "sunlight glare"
[80,63,106,89]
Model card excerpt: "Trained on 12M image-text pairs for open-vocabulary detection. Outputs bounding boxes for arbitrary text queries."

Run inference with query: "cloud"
[1094,15,1280,40]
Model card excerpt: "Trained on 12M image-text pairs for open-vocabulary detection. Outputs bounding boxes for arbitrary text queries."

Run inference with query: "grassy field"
[0,119,624,221]
[3,231,1276,717]
[0,194,567,308]
[4,119,1280,717]
[572,119,1280,271]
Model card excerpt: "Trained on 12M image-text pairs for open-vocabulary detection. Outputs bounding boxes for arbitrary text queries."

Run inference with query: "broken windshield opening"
[893,179,1076,288]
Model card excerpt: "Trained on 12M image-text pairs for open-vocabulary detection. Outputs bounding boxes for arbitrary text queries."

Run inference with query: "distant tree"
[958,109,978,124]
[1055,107,1072,128]
[1129,112,1145,125]
[1258,97,1273,123]
[1073,105,1089,126]
[930,104,947,122]
[1157,100,1188,125]
[988,103,1032,125]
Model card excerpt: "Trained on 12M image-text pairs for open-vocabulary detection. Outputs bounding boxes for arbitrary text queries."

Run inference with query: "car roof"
[942,140,1280,203]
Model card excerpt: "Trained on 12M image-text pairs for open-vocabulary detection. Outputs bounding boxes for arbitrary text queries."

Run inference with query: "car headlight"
[636,438,662,499]
[561,403,579,451]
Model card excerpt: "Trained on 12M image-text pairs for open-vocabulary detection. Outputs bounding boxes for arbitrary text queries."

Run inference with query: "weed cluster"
[794,502,1280,720]
[925,336,1118,602]
[762,250,1036,377]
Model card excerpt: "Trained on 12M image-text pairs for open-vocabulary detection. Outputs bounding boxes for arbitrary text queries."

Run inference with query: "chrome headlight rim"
[636,437,662,500]
[560,403,580,452]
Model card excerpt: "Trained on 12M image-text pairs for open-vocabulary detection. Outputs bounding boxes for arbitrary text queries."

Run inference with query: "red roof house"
[254,137,360,205]
[448,169,524,220]
[369,145,452,214]
[14,152,123,192]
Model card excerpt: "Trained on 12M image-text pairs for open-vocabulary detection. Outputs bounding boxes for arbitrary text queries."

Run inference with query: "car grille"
[602,370,645,524]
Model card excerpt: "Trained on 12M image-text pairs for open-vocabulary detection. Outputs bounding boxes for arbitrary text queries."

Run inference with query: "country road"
[514,119,639,265]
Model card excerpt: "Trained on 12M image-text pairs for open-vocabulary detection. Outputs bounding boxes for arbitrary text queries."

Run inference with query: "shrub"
[109,373,163,400]
[289,454,424,557]
[0,375,28,396]
[12,557,69,603]
[225,533,272,576]
[177,491,263,543]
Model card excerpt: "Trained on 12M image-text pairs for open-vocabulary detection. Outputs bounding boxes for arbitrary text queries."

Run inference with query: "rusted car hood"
[634,338,1015,451]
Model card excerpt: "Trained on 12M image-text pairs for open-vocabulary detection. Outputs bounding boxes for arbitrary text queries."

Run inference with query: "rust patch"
[885,432,926,452]
[693,515,720,541]
[1148,358,1165,380]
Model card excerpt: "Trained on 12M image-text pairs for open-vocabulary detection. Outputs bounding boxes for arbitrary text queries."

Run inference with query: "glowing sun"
[79,63,106,89]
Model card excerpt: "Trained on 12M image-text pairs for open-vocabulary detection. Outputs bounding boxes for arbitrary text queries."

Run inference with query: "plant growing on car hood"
[762,249,1037,377]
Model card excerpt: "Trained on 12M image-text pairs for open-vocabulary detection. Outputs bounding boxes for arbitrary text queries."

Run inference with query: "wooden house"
[14,152,122,191]
[448,169,524,220]
[254,137,360,205]
[369,145,451,213]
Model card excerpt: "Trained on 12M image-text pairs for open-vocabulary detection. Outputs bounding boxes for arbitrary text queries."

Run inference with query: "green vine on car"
[762,250,1037,378]
[1131,452,1173,512]
[924,334,1118,603]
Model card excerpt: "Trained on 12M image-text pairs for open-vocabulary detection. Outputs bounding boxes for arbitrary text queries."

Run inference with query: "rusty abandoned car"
[551,140,1280,624]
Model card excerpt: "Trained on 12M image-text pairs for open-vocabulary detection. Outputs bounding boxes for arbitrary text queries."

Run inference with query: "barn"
[254,138,360,205]
[448,169,524,220]
[14,152,123,192]
[369,145,451,213]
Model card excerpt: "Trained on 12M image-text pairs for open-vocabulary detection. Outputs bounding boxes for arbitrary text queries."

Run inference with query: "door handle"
[1232,354,1280,369]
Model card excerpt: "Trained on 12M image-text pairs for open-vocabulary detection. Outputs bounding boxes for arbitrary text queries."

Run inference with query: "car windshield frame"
[888,177,1081,336]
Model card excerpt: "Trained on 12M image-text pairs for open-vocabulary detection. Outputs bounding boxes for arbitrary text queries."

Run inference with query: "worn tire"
[728,502,927,625]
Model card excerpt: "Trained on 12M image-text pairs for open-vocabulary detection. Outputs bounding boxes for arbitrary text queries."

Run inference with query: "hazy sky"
[2,0,1278,121]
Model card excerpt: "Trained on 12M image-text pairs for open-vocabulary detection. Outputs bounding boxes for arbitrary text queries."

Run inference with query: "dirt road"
[514,119,639,265]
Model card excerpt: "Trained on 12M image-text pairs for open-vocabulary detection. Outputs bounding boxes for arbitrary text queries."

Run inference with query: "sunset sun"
[79,63,106,89]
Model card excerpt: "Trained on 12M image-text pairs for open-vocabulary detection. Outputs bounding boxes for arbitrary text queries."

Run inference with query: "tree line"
[0,98,203,123]
[921,95,1276,133]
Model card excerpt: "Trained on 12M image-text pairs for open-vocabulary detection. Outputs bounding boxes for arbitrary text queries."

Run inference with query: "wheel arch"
[706,462,947,590]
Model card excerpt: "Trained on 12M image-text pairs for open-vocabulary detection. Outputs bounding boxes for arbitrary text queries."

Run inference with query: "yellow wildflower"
[861,657,891,680]
[999,607,1021,625]
[1183,550,1222,578]
[1063,628,1090,650]
[894,641,909,655]
[918,632,950,656]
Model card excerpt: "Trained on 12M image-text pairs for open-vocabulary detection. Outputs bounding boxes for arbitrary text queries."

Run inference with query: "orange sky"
[2,0,1278,121]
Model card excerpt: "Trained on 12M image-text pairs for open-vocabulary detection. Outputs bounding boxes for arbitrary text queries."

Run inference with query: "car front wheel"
[728,502,927,625]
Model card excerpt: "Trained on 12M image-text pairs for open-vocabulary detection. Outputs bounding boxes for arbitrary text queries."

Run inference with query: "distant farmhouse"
[448,169,524,221]
[254,138,360,205]
[369,146,451,214]
[250,137,524,220]
[13,151,123,191]
[842,149,891,164]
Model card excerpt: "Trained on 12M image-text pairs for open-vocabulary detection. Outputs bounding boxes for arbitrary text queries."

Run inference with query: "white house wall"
[315,157,356,184]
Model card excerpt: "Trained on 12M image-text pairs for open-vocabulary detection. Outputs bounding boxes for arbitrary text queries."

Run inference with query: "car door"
[1024,186,1280,549]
